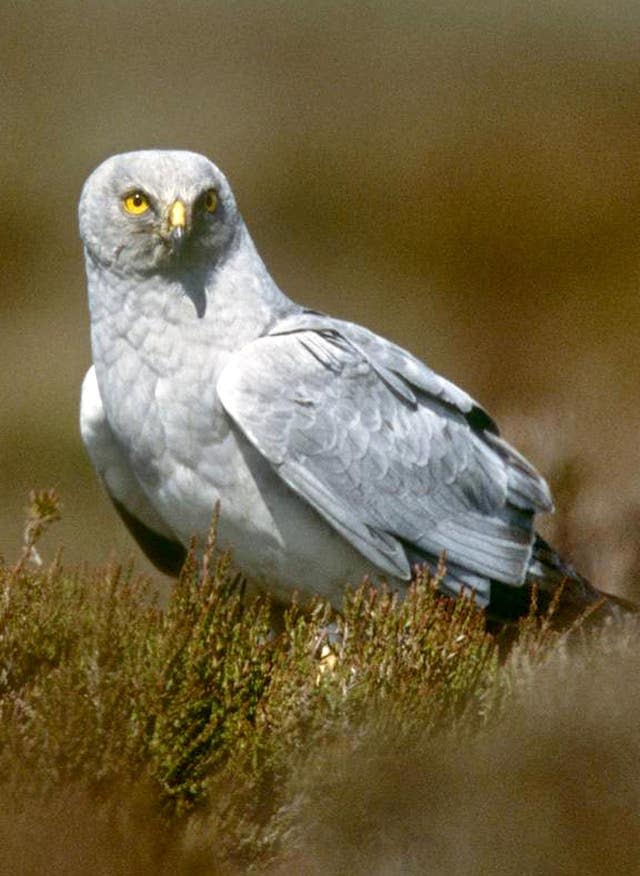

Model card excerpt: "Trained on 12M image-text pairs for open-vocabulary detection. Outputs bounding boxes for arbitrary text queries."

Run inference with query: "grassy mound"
[0,492,637,873]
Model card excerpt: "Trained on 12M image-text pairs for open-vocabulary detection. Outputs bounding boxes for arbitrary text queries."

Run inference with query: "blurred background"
[1,0,639,597]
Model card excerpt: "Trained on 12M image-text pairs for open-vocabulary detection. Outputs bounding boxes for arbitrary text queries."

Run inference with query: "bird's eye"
[204,189,218,214]
[123,191,150,215]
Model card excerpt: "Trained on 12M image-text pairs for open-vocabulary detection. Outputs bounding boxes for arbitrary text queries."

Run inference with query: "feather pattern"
[218,316,552,594]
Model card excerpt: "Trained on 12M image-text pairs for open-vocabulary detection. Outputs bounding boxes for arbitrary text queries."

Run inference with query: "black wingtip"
[466,404,500,435]
[112,498,187,577]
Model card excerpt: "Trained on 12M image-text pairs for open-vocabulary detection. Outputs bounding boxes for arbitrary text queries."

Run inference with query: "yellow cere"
[123,191,150,215]
[169,199,187,228]
[204,189,218,213]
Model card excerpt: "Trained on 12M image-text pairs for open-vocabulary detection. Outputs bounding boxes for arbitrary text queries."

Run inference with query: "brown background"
[1,1,639,597]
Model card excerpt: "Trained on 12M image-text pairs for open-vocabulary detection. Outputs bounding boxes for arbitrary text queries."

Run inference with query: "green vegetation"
[0,491,638,874]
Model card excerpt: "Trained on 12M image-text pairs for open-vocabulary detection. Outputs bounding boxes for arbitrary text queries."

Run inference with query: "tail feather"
[488,534,638,626]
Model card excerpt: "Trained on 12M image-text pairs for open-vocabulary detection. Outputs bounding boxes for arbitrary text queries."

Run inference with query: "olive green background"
[2,1,639,595]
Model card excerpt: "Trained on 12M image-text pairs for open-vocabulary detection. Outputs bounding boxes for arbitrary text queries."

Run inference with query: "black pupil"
[133,193,143,206]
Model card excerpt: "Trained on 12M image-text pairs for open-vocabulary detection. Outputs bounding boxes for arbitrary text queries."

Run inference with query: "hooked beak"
[167,199,187,252]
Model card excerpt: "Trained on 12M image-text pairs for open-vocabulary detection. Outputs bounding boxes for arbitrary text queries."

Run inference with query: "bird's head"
[79,150,241,275]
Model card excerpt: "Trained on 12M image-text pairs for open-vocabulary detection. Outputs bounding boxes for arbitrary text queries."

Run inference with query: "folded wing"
[217,315,552,603]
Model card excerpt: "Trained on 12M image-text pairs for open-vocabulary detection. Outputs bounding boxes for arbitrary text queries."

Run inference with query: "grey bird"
[79,149,632,624]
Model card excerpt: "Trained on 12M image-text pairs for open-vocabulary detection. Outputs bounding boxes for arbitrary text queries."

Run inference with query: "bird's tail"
[487,534,638,627]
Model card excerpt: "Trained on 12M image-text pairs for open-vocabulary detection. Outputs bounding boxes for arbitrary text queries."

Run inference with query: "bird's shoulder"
[218,308,498,436]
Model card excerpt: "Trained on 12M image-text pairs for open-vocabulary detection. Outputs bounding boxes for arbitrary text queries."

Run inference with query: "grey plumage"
[81,149,609,619]
[217,316,549,594]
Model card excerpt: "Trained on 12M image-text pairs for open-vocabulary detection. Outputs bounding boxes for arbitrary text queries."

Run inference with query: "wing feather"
[217,320,552,589]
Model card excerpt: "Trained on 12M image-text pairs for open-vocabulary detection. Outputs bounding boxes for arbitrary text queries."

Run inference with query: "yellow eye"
[123,191,150,215]
[204,189,218,213]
